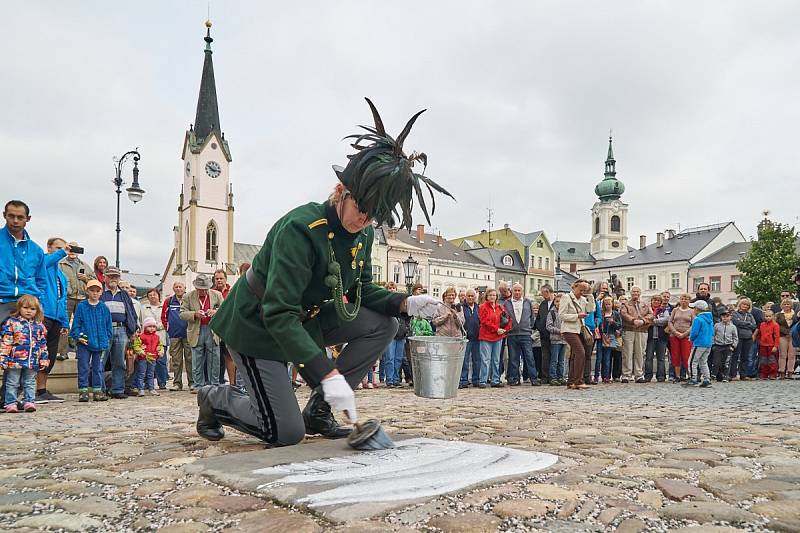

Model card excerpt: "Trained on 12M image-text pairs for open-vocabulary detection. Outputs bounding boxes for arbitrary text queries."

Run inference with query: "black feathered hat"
[333,98,454,231]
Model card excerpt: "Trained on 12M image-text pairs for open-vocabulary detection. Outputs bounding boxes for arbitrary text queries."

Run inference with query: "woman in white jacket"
[558,279,596,390]
[140,287,168,390]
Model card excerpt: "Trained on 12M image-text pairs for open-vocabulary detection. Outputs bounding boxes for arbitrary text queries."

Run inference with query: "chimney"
[639,235,647,250]
[666,229,676,239]
[656,232,664,247]
[437,232,444,247]
[416,224,425,244]
[504,223,509,229]
[388,227,399,239]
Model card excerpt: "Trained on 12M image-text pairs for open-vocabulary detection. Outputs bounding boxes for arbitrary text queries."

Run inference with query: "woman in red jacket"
[479,288,509,388]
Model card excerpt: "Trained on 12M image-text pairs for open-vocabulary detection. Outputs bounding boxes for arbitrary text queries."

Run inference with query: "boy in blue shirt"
[70,280,112,402]
[685,300,714,388]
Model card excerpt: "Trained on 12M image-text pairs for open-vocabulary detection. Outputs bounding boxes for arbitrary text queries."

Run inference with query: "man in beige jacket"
[620,286,654,383]
[180,274,225,392]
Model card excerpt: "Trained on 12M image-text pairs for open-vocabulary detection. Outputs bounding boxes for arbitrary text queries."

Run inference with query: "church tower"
[590,136,628,260]
[164,21,235,289]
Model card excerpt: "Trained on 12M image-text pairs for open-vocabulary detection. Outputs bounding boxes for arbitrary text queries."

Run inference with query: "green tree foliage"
[736,219,799,305]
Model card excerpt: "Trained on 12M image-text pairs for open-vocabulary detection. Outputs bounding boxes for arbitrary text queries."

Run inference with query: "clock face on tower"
[205,161,222,178]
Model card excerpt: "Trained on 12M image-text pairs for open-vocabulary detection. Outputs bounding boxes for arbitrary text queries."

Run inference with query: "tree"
[736,218,799,305]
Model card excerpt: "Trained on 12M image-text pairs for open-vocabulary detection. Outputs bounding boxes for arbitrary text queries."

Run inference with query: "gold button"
[357,242,363,249]
[358,260,364,267]
[351,261,356,269]
[328,232,334,240]
[298,363,305,368]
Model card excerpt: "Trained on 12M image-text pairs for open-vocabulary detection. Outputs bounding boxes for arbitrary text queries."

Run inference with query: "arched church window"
[594,217,600,235]
[611,215,621,232]
[206,221,218,262]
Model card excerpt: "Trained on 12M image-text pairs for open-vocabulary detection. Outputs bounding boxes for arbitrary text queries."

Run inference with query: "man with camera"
[57,241,95,360]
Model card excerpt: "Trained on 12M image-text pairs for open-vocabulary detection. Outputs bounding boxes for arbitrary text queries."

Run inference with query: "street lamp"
[402,254,418,294]
[112,149,144,268]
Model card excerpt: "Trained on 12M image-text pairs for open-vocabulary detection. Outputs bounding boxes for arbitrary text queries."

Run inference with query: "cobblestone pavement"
[1,380,799,532]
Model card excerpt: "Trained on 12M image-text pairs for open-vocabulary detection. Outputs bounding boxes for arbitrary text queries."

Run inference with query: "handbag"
[499,306,510,329]
[570,295,594,346]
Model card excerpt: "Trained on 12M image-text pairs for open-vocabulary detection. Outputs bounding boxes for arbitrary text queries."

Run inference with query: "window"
[502,255,513,266]
[372,265,382,281]
[460,271,465,278]
[529,279,536,292]
[537,278,543,288]
[569,263,577,273]
[710,276,721,293]
[610,215,621,232]
[626,276,635,291]
[731,275,741,290]
[537,257,543,269]
[536,241,544,248]
[545,257,550,271]
[693,277,705,292]
[530,255,536,267]
[648,275,657,291]
[594,217,600,235]
[393,264,401,284]
[670,273,680,289]
[611,241,620,248]
[205,221,218,262]
[432,286,440,298]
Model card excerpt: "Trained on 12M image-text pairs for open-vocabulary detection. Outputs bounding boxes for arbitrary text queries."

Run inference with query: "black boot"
[196,385,225,441]
[302,386,351,439]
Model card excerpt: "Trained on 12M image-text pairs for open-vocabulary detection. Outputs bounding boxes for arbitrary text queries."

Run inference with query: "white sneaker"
[137,390,145,397]
[150,390,160,396]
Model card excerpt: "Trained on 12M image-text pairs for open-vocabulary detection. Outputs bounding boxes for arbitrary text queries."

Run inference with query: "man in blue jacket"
[35,237,70,404]
[459,289,482,388]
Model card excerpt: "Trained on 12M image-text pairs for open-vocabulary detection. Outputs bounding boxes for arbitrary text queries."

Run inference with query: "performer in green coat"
[198,98,451,446]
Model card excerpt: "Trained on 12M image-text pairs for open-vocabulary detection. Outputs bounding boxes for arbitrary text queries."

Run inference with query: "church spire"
[193,20,221,142]
[604,135,616,178]
[594,134,625,201]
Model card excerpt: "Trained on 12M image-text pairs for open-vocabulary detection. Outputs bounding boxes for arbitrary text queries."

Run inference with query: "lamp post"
[402,254,418,295]
[112,149,144,268]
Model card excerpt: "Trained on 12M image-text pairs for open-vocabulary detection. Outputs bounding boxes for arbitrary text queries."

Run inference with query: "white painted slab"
[253,437,558,508]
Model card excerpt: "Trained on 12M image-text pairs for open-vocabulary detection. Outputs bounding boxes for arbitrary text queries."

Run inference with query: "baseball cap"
[689,300,709,310]
[85,279,103,290]
[105,266,121,277]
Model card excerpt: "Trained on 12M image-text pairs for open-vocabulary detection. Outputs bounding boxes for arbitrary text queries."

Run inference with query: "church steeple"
[193,20,221,143]
[595,134,625,201]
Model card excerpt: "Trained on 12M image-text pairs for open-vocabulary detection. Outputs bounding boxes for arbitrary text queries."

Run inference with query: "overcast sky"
[4,1,798,273]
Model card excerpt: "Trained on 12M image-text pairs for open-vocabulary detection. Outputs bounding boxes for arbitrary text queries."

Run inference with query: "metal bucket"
[408,336,468,399]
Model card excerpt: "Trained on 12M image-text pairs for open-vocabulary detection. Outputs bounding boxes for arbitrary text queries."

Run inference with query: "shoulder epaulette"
[308,218,327,229]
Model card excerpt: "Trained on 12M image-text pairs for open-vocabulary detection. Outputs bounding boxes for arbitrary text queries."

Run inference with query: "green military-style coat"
[210,200,404,381]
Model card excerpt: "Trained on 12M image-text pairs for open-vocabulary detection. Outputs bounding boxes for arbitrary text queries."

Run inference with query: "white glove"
[406,295,444,318]
[321,374,357,422]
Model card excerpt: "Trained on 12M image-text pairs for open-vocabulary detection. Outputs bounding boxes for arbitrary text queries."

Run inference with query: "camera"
[70,245,85,254]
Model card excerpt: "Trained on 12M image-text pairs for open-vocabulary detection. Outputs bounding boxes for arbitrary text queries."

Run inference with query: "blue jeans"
[155,351,168,387]
[133,359,156,390]
[506,335,538,383]
[595,345,613,380]
[460,339,481,385]
[192,326,220,388]
[104,326,129,394]
[549,343,565,381]
[382,338,406,385]
[4,367,36,405]
[77,345,104,391]
[480,340,503,385]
